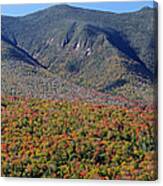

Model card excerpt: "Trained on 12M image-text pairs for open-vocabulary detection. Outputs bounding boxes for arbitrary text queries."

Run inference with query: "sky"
[1,1,155,16]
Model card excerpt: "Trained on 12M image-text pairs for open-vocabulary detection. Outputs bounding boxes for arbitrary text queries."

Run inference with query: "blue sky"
[1,1,155,16]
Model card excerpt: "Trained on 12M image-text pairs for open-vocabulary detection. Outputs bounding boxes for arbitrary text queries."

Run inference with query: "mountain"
[1,4,157,103]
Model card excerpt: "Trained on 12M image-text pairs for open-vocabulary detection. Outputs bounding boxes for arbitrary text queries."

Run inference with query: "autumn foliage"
[1,96,157,180]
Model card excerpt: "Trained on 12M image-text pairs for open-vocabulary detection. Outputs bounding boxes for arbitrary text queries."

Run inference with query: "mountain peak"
[139,6,153,12]
[53,4,73,10]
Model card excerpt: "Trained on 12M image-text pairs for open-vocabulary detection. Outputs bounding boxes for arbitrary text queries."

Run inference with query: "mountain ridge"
[1,4,157,103]
[2,4,155,18]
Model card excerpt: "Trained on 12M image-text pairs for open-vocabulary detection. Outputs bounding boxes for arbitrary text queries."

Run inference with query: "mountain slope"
[1,4,157,102]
